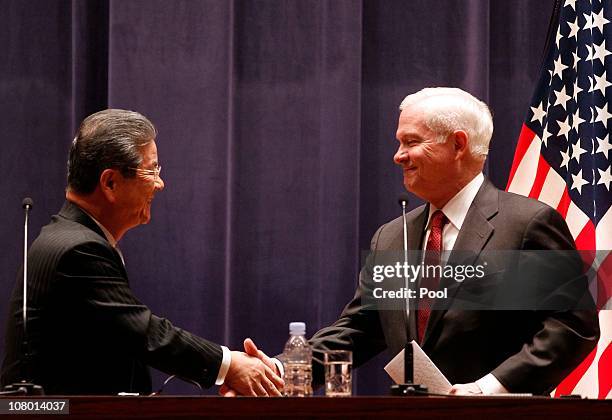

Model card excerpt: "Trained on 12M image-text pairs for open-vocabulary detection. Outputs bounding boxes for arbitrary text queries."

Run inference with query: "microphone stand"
[391,194,428,396]
[2,198,44,395]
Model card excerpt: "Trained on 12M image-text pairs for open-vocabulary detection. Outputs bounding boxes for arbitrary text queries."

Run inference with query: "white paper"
[384,340,452,394]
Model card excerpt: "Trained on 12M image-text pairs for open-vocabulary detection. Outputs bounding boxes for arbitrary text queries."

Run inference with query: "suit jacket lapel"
[422,180,499,346]
[387,203,429,254]
[450,179,499,258]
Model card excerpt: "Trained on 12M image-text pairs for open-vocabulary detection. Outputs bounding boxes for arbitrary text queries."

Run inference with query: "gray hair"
[399,87,493,159]
[67,109,157,194]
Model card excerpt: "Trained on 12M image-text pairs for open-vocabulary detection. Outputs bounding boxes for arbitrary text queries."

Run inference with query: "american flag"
[506,0,611,399]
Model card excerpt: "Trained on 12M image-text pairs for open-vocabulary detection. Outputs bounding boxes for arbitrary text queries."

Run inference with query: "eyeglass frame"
[128,165,162,179]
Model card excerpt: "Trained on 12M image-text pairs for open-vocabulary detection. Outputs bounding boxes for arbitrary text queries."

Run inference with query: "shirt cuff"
[215,346,231,386]
[271,358,284,378]
[476,373,508,395]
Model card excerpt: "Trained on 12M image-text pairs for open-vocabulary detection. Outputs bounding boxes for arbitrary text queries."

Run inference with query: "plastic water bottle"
[281,322,313,397]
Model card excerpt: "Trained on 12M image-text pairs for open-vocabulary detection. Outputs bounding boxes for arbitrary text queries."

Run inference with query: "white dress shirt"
[421,173,508,395]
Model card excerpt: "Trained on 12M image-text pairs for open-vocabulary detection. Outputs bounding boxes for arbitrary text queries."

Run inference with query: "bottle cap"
[289,322,306,335]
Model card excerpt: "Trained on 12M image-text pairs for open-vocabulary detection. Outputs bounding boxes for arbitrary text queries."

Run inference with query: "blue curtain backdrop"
[1,0,552,394]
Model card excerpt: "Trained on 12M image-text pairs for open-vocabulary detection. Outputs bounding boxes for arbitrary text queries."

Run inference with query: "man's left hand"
[243,338,280,376]
[448,382,482,395]
[219,383,237,397]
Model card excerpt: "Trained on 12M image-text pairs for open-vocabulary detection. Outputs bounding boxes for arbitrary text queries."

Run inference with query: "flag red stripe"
[556,188,571,218]
[597,253,612,309]
[574,220,595,252]
[597,342,612,399]
[528,155,551,199]
[554,346,597,397]
[506,124,537,189]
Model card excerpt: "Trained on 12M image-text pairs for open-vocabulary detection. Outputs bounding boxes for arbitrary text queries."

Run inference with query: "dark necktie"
[418,210,448,344]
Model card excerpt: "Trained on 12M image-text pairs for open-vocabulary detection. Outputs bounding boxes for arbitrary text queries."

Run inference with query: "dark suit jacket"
[310,179,600,394]
[1,201,223,395]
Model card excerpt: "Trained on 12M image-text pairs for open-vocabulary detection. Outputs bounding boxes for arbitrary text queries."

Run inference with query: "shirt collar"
[426,172,485,231]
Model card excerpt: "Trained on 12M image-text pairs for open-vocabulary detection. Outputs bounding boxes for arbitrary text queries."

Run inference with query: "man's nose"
[155,175,165,191]
[394,147,408,165]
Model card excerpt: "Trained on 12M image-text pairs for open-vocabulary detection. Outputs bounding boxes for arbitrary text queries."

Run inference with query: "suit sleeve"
[308,224,389,387]
[490,206,600,394]
[55,241,224,388]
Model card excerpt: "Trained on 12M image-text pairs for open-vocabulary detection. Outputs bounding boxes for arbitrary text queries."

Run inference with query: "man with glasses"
[1,109,283,396]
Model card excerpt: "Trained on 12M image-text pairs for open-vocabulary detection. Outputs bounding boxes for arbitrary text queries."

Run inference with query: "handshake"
[222,338,283,397]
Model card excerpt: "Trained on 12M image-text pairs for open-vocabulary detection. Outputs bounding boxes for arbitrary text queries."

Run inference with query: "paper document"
[384,340,452,394]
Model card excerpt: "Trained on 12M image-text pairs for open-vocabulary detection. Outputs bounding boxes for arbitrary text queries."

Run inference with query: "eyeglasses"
[128,165,162,180]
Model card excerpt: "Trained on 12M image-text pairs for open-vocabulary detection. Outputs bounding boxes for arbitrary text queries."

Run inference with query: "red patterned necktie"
[417,210,448,344]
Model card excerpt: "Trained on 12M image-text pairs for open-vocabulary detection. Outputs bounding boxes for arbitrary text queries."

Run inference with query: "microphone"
[21,198,33,343]
[397,193,410,208]
[22,197,33,210]
[390,193,428,397]
[1,198,44,395]
[397,193,410,315]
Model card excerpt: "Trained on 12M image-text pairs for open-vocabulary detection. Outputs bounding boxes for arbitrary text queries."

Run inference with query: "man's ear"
[99,168,119,202]
[452,130,469,158]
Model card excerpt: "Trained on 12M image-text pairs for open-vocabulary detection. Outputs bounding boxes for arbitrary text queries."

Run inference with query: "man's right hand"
[243,338,281,376]
[224,351,284,396]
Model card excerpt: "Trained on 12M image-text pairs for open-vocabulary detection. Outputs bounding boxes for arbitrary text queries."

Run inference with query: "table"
[1,395,610,419]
